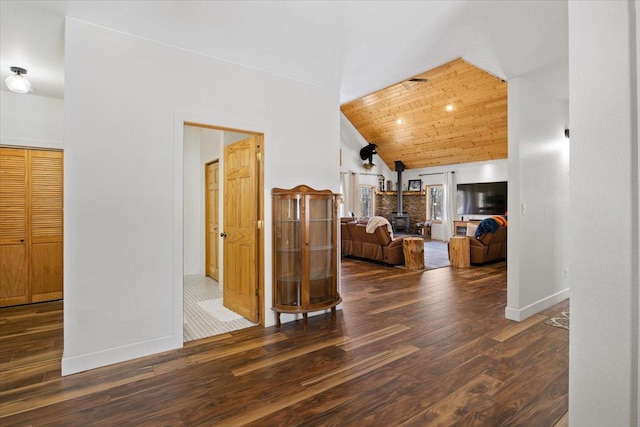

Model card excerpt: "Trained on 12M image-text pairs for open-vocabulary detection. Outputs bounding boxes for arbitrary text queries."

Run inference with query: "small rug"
[392,239,451,271]
[546,310,570,330]
[424,240,450,270]
[198,298,243,322]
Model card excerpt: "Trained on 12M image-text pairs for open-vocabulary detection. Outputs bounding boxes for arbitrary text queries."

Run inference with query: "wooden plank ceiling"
[341,58,507,170]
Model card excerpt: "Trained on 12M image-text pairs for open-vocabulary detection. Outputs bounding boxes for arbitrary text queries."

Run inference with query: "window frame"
[359,184,376,219]
[425,184,443,223]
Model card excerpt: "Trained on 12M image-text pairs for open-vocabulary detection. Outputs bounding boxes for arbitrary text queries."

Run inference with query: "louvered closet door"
[29,150,63,303]
[0,148,29,306]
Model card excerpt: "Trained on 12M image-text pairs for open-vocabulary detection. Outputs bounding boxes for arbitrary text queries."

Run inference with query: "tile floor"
[183,275,257,342]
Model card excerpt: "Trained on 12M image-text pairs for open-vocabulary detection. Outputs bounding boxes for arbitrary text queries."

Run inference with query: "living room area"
[337,50,571,334]
[338,59,511,271]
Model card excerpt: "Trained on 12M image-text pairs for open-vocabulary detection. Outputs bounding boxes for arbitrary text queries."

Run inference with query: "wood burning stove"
[391,211,409,232]
[392,160,409,232]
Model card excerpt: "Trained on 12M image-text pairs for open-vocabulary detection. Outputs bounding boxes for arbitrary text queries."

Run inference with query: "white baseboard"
[505,288,570,321]
[61,335,182,376]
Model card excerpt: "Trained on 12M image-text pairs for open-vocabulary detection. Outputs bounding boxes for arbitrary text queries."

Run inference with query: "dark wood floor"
[0,259,569,426]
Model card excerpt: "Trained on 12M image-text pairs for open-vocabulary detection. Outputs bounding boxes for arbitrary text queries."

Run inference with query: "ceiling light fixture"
[397,118,404,124]
[445,104,454,112]
[5,67,32,94]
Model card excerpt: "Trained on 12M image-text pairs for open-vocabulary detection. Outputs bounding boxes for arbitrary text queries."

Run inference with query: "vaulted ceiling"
[341,58,507,170]
[1,1,567,103]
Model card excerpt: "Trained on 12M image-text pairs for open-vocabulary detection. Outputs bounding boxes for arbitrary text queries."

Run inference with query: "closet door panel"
[0,148,29,306]
[0,244,29,306]
[0,148,28,244]
[30,151,63,243]
[30,242,63,302]
[29,150,63,302]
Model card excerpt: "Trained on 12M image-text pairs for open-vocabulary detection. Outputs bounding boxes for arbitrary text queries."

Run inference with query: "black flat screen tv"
[457,181,507,216]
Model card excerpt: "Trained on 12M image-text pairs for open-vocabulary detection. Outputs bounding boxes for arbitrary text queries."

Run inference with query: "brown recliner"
[340,217,355,256]
[346,220,365,258]
[342,219,405,265]
[469,226,507,264]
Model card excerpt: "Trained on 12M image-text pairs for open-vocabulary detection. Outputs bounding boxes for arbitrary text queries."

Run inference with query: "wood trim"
[31,291,63,303]
[257,134,265,326]
[0,145,61,152]
[184,121,262,136]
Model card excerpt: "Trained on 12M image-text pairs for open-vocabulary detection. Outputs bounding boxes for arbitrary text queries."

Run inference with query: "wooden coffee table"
[448,236,470,268]
[403,237,425,270]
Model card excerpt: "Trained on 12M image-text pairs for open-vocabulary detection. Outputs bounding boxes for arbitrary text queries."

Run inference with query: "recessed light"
[396,119,403,124]
[445,104,454,112]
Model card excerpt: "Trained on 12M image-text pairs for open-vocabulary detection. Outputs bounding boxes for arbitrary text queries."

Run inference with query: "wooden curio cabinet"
[272,185,341,329]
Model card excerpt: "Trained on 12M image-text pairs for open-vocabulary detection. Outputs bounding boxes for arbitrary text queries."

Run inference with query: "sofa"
[467,220,507,265]
[340,217,356,256]
[340,218,405,265]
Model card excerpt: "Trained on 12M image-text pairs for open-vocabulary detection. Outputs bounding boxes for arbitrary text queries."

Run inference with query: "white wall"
[223,131,249,146]
[183,126,224,277]
[401,160,508,190]
[62,18,339,375]
[0,91,64,149]
[401,160,508,240]
[569,1,639,425]
[505,76,570,322]
[183,126,203,276]
[340,112,393,186]
[637,0,640,417]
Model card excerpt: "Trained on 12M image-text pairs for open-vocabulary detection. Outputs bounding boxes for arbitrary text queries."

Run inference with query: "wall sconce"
[5,67,32,94]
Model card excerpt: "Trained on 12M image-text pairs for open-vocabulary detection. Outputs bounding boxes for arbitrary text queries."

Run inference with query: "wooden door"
[29,150,63,303]
[0,148,29,306]
[223,136,258,322]
[205,161,219,281]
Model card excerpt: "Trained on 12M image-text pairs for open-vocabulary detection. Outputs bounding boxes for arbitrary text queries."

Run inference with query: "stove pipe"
[394,160,405,214]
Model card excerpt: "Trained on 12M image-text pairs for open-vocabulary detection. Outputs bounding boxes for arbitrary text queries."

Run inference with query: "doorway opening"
[182,122,264,342]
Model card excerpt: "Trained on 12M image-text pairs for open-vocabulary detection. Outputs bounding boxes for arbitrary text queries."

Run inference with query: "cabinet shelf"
[276,276,301,282]
[310,245,332,251]
[276,246,332,252]
[309,269,332,280]
[272,185,341,330]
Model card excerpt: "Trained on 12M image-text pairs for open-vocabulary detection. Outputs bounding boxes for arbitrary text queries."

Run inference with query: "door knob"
[220,232,227,238]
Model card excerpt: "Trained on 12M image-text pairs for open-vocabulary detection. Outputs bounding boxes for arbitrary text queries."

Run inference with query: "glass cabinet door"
[307,195,334,306]
[274,197,302,307]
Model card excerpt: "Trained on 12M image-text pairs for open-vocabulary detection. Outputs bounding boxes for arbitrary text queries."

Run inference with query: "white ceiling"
[0,0,568,102]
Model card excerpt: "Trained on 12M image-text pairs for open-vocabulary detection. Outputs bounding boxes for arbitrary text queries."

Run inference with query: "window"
[426,185,443,222]
[360,185,375,218]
